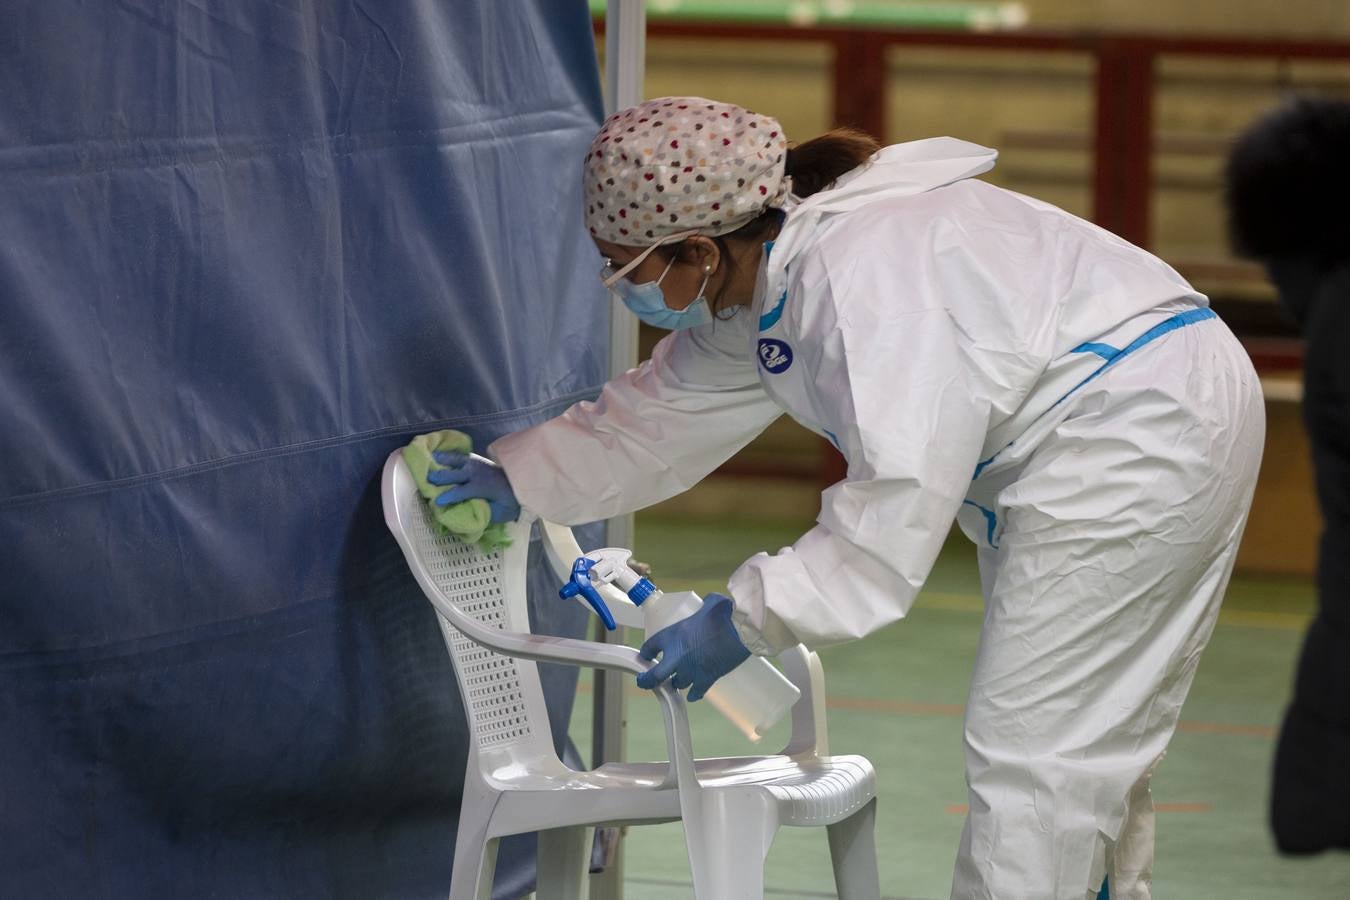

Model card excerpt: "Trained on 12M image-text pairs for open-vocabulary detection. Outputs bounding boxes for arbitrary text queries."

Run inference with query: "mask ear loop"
[654,253,679,286]
[691,268,712,303]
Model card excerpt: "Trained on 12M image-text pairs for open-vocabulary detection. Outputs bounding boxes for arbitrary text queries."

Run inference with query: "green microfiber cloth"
[403,429,512,553]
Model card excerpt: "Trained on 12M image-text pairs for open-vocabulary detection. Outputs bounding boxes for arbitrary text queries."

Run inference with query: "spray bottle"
[561,548,800,741]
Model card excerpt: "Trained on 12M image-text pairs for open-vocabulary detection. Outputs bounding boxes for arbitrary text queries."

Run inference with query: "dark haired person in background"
[1227,96,1350,855]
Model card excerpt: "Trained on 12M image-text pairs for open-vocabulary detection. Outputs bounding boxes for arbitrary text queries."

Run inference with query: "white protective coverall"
[491,138,1265,899]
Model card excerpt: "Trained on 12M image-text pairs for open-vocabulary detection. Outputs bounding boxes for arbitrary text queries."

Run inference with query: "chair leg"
[535,826,590,900]
[691,790,778,900]
[450,785,501,900]
[449,832,499,900]
[827,798,881,900]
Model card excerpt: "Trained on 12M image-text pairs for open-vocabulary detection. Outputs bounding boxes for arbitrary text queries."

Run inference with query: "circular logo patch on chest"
[758,338,794,374]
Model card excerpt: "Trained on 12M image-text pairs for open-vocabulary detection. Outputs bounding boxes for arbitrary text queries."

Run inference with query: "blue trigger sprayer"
[561,548,800,741]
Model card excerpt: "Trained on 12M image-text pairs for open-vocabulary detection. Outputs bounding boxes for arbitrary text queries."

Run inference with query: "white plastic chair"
[381,450,880,900]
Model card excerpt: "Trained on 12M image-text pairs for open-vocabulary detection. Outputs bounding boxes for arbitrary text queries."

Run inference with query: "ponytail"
[785,127,881,197]
[671,127,880,317]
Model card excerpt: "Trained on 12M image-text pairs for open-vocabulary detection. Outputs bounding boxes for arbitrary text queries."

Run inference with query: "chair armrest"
[645,680,708,886]
[777,644,830,757]
[436,605,700,796]
[649,681,699,796]
[429,599,650,675]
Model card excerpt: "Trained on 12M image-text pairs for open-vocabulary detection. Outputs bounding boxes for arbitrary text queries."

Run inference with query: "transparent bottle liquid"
[562,548,802,742]
[638,587,800,742]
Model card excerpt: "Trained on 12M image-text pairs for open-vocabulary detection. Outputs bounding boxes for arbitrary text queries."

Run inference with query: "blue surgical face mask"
[601,237,714,331]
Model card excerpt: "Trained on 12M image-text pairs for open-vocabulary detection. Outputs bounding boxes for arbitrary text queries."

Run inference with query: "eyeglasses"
[599,228,699,289]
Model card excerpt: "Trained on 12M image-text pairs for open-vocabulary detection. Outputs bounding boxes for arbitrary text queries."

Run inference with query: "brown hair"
[659,126,881,314]
[784,127,880,197]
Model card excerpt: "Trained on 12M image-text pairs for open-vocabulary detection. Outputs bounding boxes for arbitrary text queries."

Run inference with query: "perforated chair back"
[383,453,554,759]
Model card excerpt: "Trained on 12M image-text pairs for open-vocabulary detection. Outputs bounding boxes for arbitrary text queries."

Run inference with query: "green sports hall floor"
[564,512,1350,899]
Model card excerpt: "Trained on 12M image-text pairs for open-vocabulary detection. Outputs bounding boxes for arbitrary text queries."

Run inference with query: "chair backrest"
[382,452,557,762]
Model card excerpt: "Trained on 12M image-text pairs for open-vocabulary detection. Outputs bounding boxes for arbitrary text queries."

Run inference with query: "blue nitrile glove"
[427,451,521,524]
[636,593,751,702]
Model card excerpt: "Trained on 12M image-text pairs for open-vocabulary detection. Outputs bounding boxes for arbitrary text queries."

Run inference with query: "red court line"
[826,695,967,717]
[945,802,1212,815]
[1155,802,1214,813]
[1175,720,1276,738]
[825,696,1276,738]
[580,682,1275,738]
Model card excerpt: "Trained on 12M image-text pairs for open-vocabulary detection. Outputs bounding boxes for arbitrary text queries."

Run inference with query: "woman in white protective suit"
[427,98,1265,899]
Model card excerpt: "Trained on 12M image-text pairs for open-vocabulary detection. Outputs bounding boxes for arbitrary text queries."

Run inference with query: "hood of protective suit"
[764,137,998,299]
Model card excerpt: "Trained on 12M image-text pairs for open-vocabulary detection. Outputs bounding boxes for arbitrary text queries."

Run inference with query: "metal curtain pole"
[593,2,645,899]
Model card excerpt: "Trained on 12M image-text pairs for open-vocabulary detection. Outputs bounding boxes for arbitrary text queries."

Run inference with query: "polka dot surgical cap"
[583,97,792,246]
